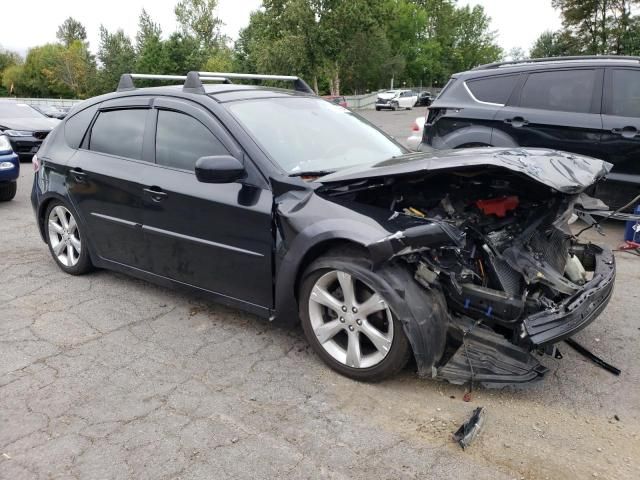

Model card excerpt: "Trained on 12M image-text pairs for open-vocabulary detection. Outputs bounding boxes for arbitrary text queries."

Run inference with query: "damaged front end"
[316,148,626,387]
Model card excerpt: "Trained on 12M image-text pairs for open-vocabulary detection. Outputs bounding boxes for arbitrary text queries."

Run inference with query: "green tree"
[174,0,224,51]
[1,64,23,96]
[96,26,137,93]
[47,40,96,98]
[135,10,169,74]
[530,30,579,57]
[56,17,88,48]
[0,47,22,95]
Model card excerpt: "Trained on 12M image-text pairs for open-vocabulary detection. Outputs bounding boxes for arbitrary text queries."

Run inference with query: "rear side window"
[155,110,229,171]
[519,69,597,113]
[466,74,519,105]
[65,104,99,148]
[90,109,147,160]
[608,69,640,117]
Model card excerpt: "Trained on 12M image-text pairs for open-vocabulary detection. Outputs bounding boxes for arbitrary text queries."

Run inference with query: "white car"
[375,89,418,111]
[407,115,424,150]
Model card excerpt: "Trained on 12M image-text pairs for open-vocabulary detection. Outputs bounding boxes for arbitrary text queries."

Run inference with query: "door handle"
[69,168,87,183]
[143,187,168,202]
[504,117,529,128]
[611,126,638,139]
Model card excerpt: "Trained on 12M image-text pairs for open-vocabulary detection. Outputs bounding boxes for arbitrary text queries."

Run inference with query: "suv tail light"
[32,154,40,172]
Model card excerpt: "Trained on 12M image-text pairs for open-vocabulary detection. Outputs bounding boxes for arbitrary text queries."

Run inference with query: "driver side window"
[155,110,230,171]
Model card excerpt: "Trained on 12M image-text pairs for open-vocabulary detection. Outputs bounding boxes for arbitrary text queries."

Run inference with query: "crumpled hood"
[377,92,398,100]
[318,148,613,194]
[0,117,60,132]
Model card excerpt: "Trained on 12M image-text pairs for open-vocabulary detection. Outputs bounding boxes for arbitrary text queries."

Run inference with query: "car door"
[141,97,274,310]
[66,97,155,268]
[493,68,604,158]
[600,67,640,183]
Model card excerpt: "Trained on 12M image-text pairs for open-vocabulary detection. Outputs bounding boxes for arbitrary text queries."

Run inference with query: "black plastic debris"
[453,407,486,449]
[564,338,621,376]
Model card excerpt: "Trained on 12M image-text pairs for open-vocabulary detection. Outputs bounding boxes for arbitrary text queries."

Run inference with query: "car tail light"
[32,154,40,172]
[412,123,420,132]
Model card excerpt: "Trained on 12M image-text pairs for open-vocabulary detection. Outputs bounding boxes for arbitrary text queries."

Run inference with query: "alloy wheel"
[308,270,394,369]
[48,205,81,267]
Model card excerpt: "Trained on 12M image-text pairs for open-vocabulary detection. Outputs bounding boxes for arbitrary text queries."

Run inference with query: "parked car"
[415,91,434,107]
[323,95,348,108]
[421,56,640,209]
[31,105,67,120]
[31,71,631,385]
[407,116,424,150]
[375,89,418,111]
[0,101,60,162]
[0,134,19,201]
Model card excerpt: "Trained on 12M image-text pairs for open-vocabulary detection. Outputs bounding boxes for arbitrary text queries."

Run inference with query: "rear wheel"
[0,182,16,201]
[45,201,93,275]
[375,107,381,111]
[299,251,411,381]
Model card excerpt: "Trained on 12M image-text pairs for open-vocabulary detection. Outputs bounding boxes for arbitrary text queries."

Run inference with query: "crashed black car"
[31,72,626,385]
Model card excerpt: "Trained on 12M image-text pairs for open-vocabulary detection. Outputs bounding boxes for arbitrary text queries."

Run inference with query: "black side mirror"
[195,155,245,184]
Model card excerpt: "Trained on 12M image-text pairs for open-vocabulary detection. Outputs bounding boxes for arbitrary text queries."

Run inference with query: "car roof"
[457,57,640,80]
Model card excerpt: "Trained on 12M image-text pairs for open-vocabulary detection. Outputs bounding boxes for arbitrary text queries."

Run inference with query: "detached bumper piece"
[436,325,548,388]
[453,407,486,449]
[524,244,615,346]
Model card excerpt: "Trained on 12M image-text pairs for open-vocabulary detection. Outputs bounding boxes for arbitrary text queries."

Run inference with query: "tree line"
[530,0,640,58]
[0,0,504,98]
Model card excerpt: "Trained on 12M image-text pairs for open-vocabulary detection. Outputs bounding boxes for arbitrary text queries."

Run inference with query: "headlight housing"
[0,135,12,153]
[0,161,15,170]
[3,129,33,137]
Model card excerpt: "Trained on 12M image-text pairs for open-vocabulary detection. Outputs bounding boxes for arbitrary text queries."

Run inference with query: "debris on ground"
[564,338,621,376]
[453,407,486,449]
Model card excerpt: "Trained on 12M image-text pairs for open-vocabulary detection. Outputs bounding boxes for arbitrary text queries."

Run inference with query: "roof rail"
[472,55,640,70]
[198,71,315,94]
[116,73,229,92]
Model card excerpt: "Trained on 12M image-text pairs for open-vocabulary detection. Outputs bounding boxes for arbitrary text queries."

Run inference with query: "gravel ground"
[1,109,639,479]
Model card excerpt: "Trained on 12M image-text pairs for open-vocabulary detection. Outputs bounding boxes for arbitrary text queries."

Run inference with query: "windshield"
[228,97,406,174]
[0,102,45,119]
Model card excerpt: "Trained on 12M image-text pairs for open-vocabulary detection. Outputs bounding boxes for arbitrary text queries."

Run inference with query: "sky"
[0,0,561,57]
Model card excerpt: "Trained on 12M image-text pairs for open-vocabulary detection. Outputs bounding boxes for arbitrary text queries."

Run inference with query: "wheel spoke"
[67,245,74,266]
[53,240,65,256]
[70,236,81,253]
[345,331,362,368]
[310,285,343,313]
[337,272,356,307]
[67,215,77,233]
[55,206,69,229]
[48,220,64,235]
[361,321,392,355]
[314,319,344,344]
[358,293,386,317]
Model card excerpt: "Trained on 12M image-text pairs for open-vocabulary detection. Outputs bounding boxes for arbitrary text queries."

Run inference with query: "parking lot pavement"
[1,122,639,480]
[358,106,428,147]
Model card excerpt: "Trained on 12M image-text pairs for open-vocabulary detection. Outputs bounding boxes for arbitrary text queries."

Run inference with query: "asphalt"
[1,108,639,479]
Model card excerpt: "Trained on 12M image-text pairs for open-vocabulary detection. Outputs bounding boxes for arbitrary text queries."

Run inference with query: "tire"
[299,249,411,382]
[44,200,93,275]
[0,181,17,201]
[375,107,381,111]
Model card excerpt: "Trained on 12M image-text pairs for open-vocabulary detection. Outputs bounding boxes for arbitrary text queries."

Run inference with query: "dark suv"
[421,56,640,208]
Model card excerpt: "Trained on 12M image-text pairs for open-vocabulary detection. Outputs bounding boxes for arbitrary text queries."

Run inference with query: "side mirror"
[195,155,245,184]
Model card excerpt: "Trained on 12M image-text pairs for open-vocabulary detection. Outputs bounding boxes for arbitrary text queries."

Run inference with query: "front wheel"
[0,181,17,201]
[299,252,411,381]
[44,201,93,275]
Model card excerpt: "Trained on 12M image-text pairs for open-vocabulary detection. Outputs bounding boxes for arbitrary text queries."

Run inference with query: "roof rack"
[116,73,229,92]
[198,72,315,94]
[117,71,316,95]
[472,55,640,70]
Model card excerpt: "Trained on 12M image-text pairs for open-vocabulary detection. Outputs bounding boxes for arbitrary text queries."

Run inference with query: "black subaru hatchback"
[31,72,627,385]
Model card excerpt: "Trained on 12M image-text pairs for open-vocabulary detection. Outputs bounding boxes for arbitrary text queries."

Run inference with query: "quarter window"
[90,109,147,160]
[155,110,229,171]
[466,74,519,105]
[65,103,100,149]
[608,69,640,117]
[519,69,597,113]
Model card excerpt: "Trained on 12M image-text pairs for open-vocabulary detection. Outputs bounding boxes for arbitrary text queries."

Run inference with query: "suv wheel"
[45,201,93,275]
[0,181,17,201]
[299,250,411,382]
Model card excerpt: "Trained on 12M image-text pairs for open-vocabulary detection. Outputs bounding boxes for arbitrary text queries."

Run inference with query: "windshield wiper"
[289,170,335,178]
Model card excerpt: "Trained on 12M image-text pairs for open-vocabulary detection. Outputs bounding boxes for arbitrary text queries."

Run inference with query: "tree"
[0,47,22,95]
[174,0,224,51]
[135,10,169,74]
[47,40,96,98]
[56,17,87,47]
[506,47,527,61]
[529,30,578,57]
[96,26,137,92]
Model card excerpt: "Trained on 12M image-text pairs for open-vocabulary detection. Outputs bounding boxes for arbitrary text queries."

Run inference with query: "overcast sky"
[1,0,561,57]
